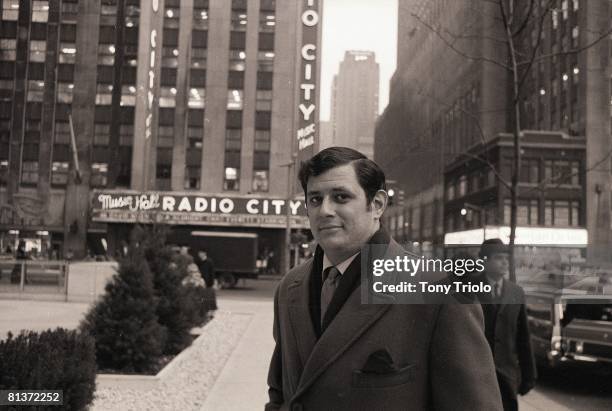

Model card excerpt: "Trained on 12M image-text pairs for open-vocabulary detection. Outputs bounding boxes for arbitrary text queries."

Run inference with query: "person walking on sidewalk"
[475,239,537,411]
[266,147,502,410]
[194,249,215,288]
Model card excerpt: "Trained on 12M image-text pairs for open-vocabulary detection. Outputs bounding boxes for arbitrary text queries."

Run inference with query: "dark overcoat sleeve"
[517,298,537,395]
[430,304,504,410]
[265,285,284,410]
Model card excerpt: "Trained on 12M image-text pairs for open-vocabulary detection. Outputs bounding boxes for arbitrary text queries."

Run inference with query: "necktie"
[494,282,501,298]
[321,266,341,322]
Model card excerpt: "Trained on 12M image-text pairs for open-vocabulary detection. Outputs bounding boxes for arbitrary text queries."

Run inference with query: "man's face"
[484,252,509,280]
[306,163,385,263]
[198,251,207,260]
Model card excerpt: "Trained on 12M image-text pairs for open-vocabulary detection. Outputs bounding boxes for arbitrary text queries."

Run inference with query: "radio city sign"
[296,0,320,151]
[91,191,309,229]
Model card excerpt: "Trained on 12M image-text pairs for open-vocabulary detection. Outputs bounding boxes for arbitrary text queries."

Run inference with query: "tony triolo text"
[372,281,492,294]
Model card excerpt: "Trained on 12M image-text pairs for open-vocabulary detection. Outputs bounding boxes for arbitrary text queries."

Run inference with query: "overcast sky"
[320,0,398,121]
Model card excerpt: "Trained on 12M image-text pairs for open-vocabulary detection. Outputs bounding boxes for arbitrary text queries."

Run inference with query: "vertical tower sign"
[132,0,163,190]
[296,0,320,163]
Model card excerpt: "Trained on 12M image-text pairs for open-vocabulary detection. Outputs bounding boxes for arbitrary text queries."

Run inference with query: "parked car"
[524,273,612,367]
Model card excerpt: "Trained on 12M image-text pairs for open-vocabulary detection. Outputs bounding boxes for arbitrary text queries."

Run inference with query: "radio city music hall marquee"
[91,191,310,229]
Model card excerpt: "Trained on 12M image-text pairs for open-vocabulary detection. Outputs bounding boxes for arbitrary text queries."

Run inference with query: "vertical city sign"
[296,0,320,164]
[131,0,163,190]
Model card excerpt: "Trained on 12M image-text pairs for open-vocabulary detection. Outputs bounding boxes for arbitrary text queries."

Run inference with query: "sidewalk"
[201,298,274,411]
[201,297,571,411]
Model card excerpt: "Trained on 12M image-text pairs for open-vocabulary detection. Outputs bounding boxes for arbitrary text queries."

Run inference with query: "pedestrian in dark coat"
[194,249,215,288]
[476,238,537,411]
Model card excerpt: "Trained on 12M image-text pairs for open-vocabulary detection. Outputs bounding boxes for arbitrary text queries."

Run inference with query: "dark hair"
[479,238,509,259]
[298,146,386,203]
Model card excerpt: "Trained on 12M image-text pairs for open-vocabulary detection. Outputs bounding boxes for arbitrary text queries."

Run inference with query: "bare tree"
[411,0,612,281]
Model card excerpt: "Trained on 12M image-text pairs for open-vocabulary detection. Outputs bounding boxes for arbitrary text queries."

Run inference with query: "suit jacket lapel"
[294,228,396,398]
[287,260,318,376]
[295,288,393,398]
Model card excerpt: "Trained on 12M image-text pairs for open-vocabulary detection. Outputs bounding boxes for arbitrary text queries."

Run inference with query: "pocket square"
[362,349,397,374]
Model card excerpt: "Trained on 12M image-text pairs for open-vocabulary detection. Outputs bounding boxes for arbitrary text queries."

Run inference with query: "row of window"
[447,158,581,201]
[444,198,581,232]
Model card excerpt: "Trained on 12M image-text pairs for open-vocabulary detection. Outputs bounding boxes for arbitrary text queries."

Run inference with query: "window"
[224,167,239,190]
[458,175,467,197]
[158,126,174,147]
[27,80,45,102]
[91,163,108,187]
[30,41,46,63]
[516,200,539,226]
[446,182,454,201]
[231,11,248,31]
[229,50,246,71]
[260,0,276,11]
[188,88,205,108]
[571,26,579,48]
[51,162,69,185]
[2,0,19,21]
[121,85,136,106]
[185,166,201,189]
[227,90,243,110]
[191,47,207,68]
[0,39,16,61]
[520,158,540,183]
[56,83,73,103]
[252,170,268,192]
[125,4,140,27]
[225,128,242,150]
[98,44,115,65]
[159,87,177,108]
[32,1,49,23]
[0,160,7,186]
[259,11,275,32]
[228,70,244,89]
[61,1,78,23]
[257,51,274,72]
[188,126,203,148]
[54,121,70,144]
[120,125,133,146]
[257,71,273,90]
[164,7,180,28]
[162,47,179,68]
[21,161,38,184]
[193,7,209,30]
[95,84,113,105]
[94,123,110,145]
[59,43,76,64]
[254,130,270,151]
[258,32,274,51]
[256,90,273,110]
[544,200,579,226]
[230,31,246,50]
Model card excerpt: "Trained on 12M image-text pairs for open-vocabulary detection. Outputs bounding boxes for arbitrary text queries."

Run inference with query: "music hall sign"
[91,191,309,229]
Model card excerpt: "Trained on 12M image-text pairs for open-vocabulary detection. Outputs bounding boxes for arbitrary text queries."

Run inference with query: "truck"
[168,229,259,288]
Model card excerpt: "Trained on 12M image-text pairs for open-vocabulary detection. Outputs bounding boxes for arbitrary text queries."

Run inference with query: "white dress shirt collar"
[322,252,359,277]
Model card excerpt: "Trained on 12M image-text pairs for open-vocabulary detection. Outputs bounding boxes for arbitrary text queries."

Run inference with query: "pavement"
[200,298,274,411]
[0,291,587,411]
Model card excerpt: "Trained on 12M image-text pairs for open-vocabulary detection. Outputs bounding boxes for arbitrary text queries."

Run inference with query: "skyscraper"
[0,0,321,265]
[330,50,379,158]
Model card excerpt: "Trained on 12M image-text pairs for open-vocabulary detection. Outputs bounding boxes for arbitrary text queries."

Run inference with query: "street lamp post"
[280,153,297,275]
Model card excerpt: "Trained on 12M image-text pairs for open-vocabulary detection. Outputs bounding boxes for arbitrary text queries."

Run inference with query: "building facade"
[376,0,612,260]
[330,50,378,158]
[0,0,321,269]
